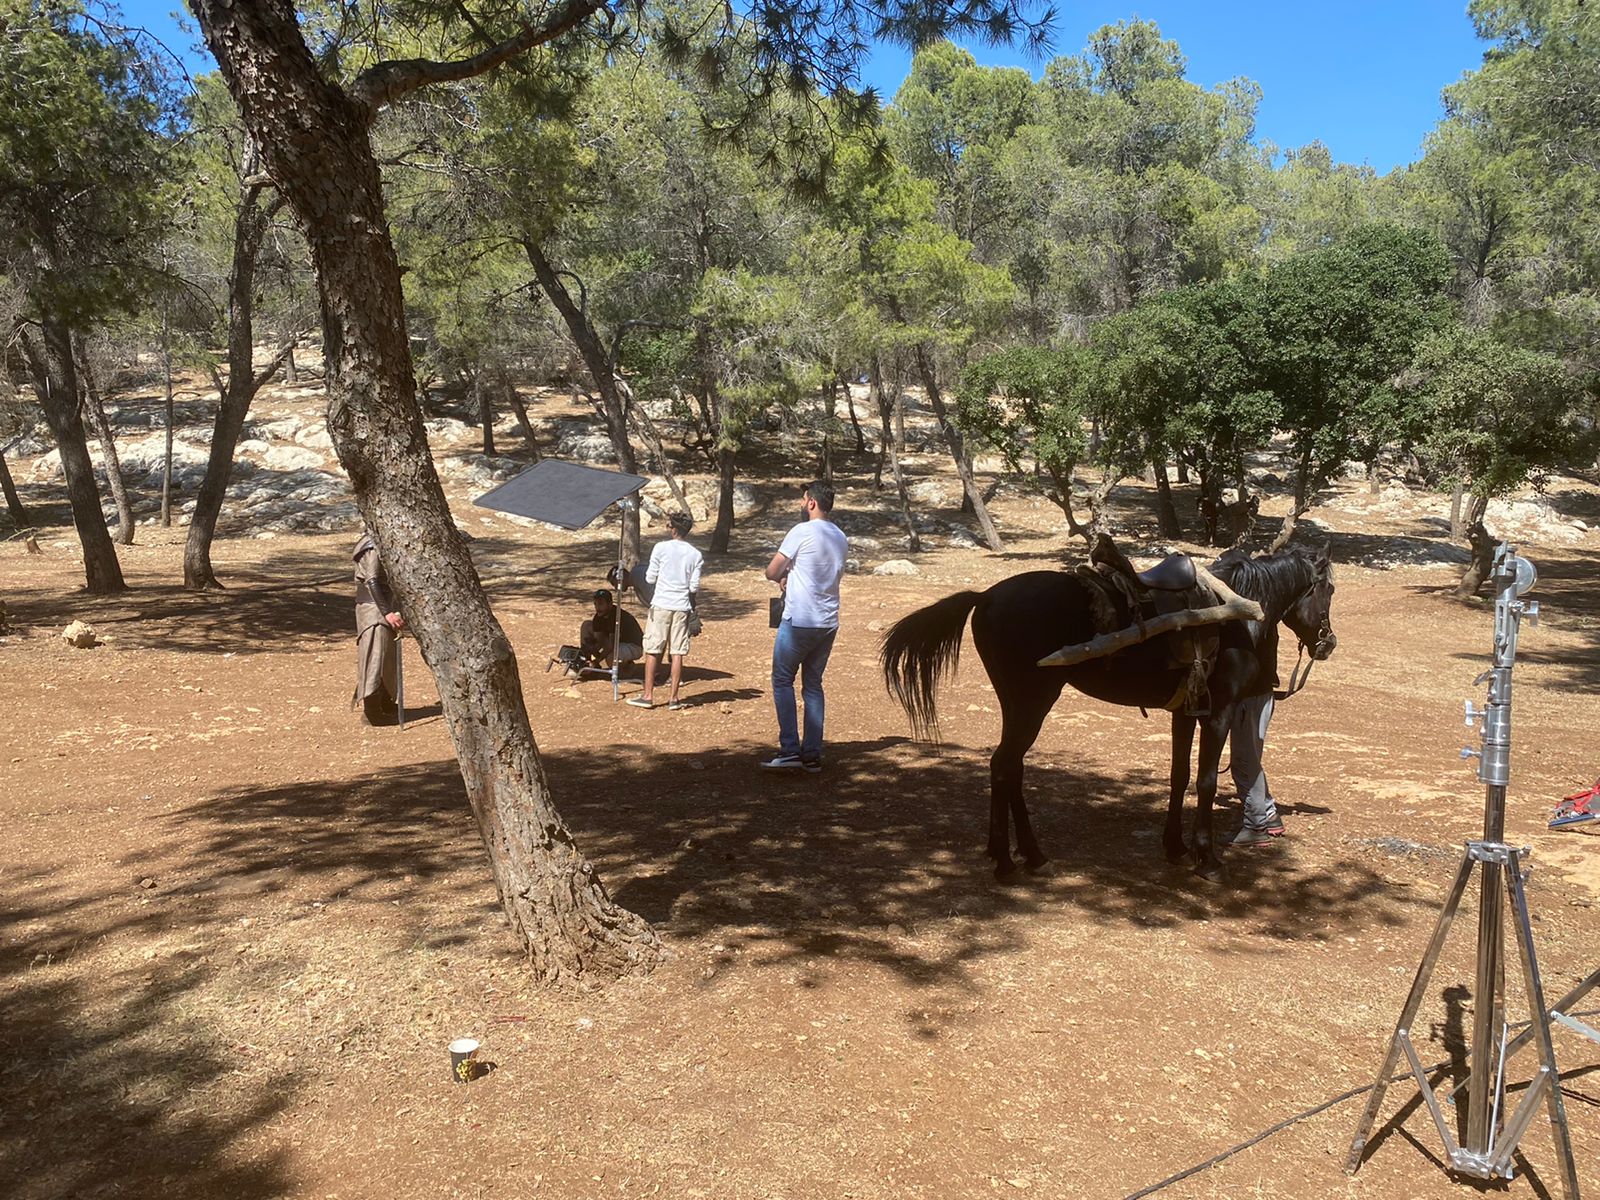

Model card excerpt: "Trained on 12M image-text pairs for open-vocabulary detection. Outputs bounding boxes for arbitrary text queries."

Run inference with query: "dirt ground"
[2,378,1598,1200]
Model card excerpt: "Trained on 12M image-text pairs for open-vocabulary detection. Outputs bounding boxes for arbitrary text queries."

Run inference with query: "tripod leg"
[1504,863,1581,1200]
[1346,849,1477,1174]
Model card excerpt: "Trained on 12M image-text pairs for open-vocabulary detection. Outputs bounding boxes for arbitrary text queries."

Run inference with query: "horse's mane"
[1209,544,1320,619]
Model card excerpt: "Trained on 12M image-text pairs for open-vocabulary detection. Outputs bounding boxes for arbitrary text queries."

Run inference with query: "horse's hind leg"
[990,681,1061,878]
[1192,710,1231,881]
[1165,714,1195,864]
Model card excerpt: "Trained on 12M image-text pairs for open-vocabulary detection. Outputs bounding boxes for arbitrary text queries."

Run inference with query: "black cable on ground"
[1124,1011,1600,1200]
[1122,1060,1451,1200]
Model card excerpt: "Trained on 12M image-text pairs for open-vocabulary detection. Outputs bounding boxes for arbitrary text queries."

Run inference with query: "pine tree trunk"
[871,360,918,552]
[186,178,280,591]
[1449,482,1466,540]
[0,449,28,529]
[192,0,659,983]
[18,323,125,592]
[910,345,1002,551]
[283,343,297,383]
[622,382,690,513]
[76,345,134,545]
[845,379,866,453]
[476,370,495,456]
[504,378,540,459]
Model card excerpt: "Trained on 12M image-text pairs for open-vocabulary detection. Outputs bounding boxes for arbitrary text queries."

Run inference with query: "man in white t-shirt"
[630,510,703,710]
[761,480,848,771]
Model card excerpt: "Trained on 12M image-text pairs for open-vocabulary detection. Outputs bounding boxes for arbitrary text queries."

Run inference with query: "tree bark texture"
[522,239,641,561]
[18,322,125,592]
[0,449,27,529]
[910,345,1003,551]
[161,311,175,528]
[76,345,134,545]
[186,179,281,590]
[192,0,659,984]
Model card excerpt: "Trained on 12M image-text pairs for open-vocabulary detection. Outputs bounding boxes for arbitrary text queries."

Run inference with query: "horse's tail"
[880,590,983,743]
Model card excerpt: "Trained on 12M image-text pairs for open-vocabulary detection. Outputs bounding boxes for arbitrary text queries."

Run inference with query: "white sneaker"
[760,753,805,770]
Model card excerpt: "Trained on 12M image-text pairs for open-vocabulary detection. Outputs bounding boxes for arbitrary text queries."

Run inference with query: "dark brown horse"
[880,544,1337,880]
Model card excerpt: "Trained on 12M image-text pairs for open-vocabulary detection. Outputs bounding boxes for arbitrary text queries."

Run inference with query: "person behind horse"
[578,588,643,674]
[630,510,701,710]
[352,528,404,726]
[762,480,849,772]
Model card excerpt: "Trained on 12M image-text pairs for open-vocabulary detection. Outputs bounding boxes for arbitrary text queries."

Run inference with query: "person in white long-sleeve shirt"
[630,510,703,710]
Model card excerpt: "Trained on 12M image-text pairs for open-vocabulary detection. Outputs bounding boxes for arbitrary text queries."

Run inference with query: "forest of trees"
[2,0,1597,977]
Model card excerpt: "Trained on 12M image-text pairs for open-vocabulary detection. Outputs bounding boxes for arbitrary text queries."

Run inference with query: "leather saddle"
[1075,534,1217,714]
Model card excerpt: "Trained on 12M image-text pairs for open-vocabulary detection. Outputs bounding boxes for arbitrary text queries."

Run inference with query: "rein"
[1276,644,1314,702]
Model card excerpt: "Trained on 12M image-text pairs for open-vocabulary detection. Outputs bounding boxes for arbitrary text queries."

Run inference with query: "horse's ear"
[1317,540,1333,567]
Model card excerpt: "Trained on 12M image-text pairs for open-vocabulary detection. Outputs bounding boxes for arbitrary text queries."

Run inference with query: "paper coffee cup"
[449,1037,480,1083]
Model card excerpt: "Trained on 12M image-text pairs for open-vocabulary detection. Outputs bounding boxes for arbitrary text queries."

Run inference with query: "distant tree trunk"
[893,379,906,457]
[844,377,866,453]
[620,379,690,513]
[522,238,641,562]
[1175,458,1189,484]
[1151,458,1181,539]
[1367,459,1381,495]
[818,379,834,482]
[476,370,495,456]
[17,322,125,593]
[910,344,1002,551]
[1449,482,1467,540]
[76,344,134,545]
[283,343,297,383]
[1270,445,1315,552]
[0,450,27,529]
[161,308,174,527]
[503,377,539,458]
[713,444,736,553]
[193,0,658,984]
[697,373,738,553]
[871,358,918,552]
[186,178,286,591]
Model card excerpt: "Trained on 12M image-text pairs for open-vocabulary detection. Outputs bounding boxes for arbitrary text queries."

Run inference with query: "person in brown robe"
[353,530,405,725]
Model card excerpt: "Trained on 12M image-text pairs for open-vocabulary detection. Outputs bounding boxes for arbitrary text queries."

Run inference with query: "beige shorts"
[643,607,691,658]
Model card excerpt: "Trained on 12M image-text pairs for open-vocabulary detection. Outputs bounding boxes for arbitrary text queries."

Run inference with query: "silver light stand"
[1346,544,1580,1199]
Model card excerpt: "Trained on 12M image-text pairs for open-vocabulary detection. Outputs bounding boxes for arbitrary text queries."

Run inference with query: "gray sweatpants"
[1229,693,1280,831]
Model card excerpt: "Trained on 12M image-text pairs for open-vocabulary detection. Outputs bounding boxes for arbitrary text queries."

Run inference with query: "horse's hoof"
[1163,843,1188,865]
[993,862,1022,884]
[1193,860,1227,885]
[1023,855,1050,875]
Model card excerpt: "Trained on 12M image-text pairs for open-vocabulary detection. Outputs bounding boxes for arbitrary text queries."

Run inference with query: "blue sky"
[121,1,1489,174]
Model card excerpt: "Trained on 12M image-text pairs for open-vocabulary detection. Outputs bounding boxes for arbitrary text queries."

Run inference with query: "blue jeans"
[771,620,837,761]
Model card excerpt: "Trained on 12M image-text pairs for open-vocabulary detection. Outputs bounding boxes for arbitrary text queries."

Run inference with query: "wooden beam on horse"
[1036,567,1264,668]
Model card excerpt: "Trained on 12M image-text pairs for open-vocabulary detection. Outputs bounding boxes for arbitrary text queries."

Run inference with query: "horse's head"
[1283,542,1337,661]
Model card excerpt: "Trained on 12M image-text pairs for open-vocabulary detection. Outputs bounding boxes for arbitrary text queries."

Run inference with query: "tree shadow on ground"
[0,865,296,1200]
[4,541,350,655]
[149,737,1433,999]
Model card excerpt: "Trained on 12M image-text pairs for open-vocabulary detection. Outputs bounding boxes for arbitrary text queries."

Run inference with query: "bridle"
[1276,563,1334,702]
